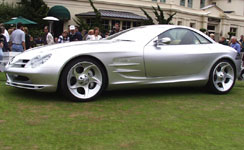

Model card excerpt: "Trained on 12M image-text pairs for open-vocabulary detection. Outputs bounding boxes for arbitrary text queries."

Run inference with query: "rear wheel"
[207,60,236,94]
[60,57,107,102]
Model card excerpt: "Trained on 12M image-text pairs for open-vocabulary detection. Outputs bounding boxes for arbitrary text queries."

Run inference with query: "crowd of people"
[1,22,244,62]
[0,22,122,61]
[210,33,244,54]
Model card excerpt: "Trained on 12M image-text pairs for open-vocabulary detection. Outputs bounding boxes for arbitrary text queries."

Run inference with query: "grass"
[1,72,244,150]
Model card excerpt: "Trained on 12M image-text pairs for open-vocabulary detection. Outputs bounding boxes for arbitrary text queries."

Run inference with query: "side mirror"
[154,37,171,46]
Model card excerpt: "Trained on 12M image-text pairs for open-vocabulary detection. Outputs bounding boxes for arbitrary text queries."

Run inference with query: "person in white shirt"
[85,29,94,41]
[90,27,102,41]
[43,26,54,45]
[0,24,9,42]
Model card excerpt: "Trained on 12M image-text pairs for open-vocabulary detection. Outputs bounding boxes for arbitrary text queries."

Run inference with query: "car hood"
[14,40,121,59]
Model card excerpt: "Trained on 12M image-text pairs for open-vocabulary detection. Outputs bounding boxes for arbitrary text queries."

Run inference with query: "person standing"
[75,26,83,41]
[0,42,3,61]
[209,33,215,41]
[58,30,69,43]
[0,28,5,61]
[240,35,243,43]
[0,24,9,42]
[69,25,79,42]
[10,22,26,52]
[0,27,9,52]
[85,29,94,40]
[42,26,54,45]
[110,23,121,35]
[90,27,102,40]
[230,36,241,54]
[219,37,229,46]
[24,27,31,50]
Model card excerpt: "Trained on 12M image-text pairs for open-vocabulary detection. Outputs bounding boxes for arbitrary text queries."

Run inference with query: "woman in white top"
[85,29,94,41]
[90,27,102,41]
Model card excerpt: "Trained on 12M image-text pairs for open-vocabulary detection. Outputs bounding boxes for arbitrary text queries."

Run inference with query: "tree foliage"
[0,0,49,37]
[0,2,22,24]
[18,0,49,30]
[73,16,89,31]
[140,8,154,25]
[73,0,105,33]
[140,4,176,25]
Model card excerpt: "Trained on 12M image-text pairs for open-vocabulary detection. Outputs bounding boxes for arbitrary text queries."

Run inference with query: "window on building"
[122,21,131,30]
[207,25,215,31]
[200,0,205,8]
[188,0,193,8]
[177,21,182,25]
[102,19,110,31]
[180,0,185,6]
[190,23,196,28]
[160,0,166,3]
[152,0,157,2]
[86,18,95,28]
[133,22,141,27]
[230,27,237,36]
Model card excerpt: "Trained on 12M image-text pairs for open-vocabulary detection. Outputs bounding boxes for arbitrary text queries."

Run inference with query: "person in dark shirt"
[0,27,8,52]
[69,25,80,42]
[24,27,31,49]
[110,23,121,35]
[219,37,229,46]
[75,26,83,41]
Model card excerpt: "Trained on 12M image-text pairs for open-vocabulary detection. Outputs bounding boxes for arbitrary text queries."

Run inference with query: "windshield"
[106,26,145,41]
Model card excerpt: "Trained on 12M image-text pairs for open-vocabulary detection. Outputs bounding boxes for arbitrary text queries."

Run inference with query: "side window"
[158,28,201,45]
[193,32,211,44]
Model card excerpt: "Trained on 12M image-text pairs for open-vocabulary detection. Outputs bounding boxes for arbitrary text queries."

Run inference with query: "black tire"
[60,57,107,102]
[207,59,236,94]
[241,69,244,80]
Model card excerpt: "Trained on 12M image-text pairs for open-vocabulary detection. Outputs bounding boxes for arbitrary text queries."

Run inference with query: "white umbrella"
[43,16,59,33]
[43,16,59,21]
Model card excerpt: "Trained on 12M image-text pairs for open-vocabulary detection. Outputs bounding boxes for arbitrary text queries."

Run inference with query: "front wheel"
[60,57,107,102]
[207,60,236,94]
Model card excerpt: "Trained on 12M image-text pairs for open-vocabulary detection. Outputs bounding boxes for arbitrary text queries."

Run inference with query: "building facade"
[5,0,244,40]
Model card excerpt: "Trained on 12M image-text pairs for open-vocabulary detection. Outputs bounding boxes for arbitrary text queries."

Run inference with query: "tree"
[140,4,176,25]
[140,8,154,25]
[153,4,176,24]
[18,0,49,29]
[73,16,89,31]
[73,0,105,33]
[0,2,21,24]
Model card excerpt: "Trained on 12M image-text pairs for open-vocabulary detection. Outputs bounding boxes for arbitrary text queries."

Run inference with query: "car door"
[144,28,213,77]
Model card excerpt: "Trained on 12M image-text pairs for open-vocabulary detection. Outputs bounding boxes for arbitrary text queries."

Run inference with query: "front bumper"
[5,67,59,92]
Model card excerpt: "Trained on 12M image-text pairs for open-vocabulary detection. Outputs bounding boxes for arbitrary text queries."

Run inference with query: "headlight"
[29,54,52,68]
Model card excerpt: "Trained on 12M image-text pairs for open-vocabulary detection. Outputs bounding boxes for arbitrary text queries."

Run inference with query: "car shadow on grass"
[5,86,209,103]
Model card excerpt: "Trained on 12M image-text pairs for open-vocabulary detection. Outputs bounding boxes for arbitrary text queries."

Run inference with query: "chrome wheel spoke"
[73,67,81,79]
[89,76,102,86]
[221,64,229,72]
[225,73,234,80]
[222,81,227,90]
[84,64,96,74]
[84,85,90,97]
[70,83,82,89]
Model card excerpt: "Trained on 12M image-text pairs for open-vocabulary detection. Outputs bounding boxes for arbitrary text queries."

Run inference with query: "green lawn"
[1,72,244,150]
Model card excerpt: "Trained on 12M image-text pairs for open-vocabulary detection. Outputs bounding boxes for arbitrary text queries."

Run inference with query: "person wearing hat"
[68,25,81,42]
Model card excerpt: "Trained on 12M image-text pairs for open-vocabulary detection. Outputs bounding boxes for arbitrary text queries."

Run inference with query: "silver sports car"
[4,25,242,102]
